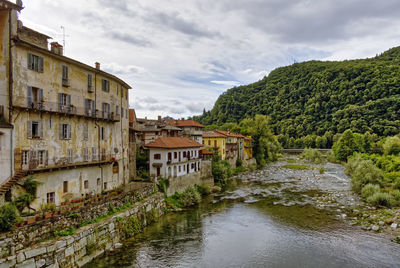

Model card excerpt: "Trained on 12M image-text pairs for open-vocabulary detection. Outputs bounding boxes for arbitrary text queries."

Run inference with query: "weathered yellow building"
[0,1,132,209]
[202,131,226,160]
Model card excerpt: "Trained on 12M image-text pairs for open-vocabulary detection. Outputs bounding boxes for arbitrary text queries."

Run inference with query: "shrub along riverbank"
[330,130,400,208]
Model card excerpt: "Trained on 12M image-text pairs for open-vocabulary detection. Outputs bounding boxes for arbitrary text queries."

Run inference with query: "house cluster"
[0,0,253,211]
[130,112,253,180]
[202,130,253,164]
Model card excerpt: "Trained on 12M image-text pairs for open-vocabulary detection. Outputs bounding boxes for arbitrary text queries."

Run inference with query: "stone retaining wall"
[0,193,165,268]
[0,183,155,259]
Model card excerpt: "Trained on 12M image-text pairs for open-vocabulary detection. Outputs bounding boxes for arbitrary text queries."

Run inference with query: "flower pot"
[61,202,66,206]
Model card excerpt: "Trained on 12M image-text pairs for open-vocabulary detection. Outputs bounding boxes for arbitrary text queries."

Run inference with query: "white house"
[145,137,203,179]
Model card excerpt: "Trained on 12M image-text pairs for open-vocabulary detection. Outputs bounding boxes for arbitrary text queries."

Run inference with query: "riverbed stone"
[371,225,379,231]
[391,223,398,229]
[114,243,123,249]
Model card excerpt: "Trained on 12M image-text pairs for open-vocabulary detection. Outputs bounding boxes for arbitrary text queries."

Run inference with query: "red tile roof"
[167,119,204,128]
[201,149,214,155]
[145,137,202,149]
[202,131,226,138]
[215,130,245,138]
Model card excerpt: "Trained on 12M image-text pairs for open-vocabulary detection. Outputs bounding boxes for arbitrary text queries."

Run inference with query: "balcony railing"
[15,151,116,172]
[14,98,120,122]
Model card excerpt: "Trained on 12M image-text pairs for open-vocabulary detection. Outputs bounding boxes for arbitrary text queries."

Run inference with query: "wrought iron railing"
[14,98,120,122]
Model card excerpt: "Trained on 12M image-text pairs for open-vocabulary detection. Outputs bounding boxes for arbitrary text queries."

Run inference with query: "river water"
[86,159,400,268]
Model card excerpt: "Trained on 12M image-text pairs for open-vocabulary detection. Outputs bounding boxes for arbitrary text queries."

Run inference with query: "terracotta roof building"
[145,137,203,179]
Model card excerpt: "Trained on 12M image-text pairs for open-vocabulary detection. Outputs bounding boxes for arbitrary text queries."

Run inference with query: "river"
[86,158,400,268]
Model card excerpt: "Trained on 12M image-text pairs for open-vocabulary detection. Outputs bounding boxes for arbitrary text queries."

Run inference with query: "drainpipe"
[120,85,124,186]
[94,72,103,191]
[8,10,14,180]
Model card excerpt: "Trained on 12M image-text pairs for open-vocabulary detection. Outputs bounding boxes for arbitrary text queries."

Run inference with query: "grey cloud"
[95,0,136,16]
[216,0,400,43]
[147,11,220,38]
[185,102,206,114]
[109,32,152,47]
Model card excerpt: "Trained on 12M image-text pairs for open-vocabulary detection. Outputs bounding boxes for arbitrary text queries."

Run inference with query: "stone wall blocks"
[24,247,46,259]
[16,252,25,264]
[46,244,56,254]
[66,238,74,246]
[35,258,46,268]
[15,258,33,268]
[64,246,74,258]
[55,241,66,250]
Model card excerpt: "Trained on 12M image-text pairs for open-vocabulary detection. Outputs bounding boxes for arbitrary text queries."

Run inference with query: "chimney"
[158,115,161,121]
[50,42,63,56]
[95,62,100,70]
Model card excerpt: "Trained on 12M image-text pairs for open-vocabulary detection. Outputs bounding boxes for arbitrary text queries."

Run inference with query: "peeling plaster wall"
[7,27,130,208]
[0,128,13,185]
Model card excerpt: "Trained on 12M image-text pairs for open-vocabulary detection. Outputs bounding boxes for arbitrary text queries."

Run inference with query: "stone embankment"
[0,191,165,268]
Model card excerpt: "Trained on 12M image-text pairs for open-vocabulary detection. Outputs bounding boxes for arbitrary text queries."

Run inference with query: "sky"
[17,0,400,119]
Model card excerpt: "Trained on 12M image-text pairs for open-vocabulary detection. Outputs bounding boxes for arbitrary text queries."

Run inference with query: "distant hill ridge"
[194,46,400,137]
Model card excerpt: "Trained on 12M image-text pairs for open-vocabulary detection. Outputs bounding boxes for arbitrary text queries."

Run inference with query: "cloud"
[109,32,152,47]
[19,0,400,119]
[147,10,221,38]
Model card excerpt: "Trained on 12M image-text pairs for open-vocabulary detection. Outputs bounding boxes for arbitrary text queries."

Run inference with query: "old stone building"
[0,1,132,209]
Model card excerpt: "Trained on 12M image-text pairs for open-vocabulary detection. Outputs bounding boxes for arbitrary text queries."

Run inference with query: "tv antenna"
[60,26,70,53]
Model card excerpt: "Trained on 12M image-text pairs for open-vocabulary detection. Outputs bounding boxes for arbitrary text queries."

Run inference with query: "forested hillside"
[194,47,400,138]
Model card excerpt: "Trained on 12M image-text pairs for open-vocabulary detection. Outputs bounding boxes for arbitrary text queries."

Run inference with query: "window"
[183,165,186,171]
[83,124,88,141]
[154,154,161,160]
[87,74,93,90]
[58,93,71,112]
[22,151,29,165]
[38,150,47,165]
[102,103,110,119]
[174,152,177,159]
[101,148,106,160]
[214,140,217,147]
[183,152,186,157]
[67,149,73,163]
[27,120,43,139]
[59,123,71,140]
[168,152,172,161]
[116,105,120,116]
[84,99,95,116]
[102,79,110,92]
[113,162,119,174]
[27,86,43,108]
[97,178,101,186]
[208,140,211,146]
[47,192,55,204]
[63,181,68,193]
[62,65,69,86]
[100,127,105,140]
[103,182,107,190]
[83,148,89,161]
[121,107,124,118]
[84,180,89,189]
[27,53,43,72]
[92,147,97,161]
[179,166,181,172]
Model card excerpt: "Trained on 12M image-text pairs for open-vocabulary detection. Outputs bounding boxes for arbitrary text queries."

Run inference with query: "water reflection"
[86,162,400,268]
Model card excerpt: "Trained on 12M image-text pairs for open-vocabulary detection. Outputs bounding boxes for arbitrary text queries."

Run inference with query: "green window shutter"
[27,121,32,139]
[38,56,44,72]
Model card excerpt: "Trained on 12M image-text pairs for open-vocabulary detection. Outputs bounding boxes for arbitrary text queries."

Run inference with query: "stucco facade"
[202,131,226,160]
[0,3,132,209]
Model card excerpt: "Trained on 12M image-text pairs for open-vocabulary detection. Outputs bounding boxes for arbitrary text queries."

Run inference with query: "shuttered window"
[83,124,88,141]
[84,98,95,116]
[27,53,44,72]
[102,79,110,92]
[27,120,43,139]
[87,74,92,88]
[59,123,71,140]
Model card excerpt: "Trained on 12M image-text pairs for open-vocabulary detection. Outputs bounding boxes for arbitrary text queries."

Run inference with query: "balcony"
[15,151,116,173]
[62,78,70,87]
[14,98,120,122]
